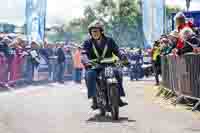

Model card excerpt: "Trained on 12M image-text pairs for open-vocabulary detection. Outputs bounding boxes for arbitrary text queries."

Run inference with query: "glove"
[122,59,130,66]
[84,63,92,69]
[96,57,103,64]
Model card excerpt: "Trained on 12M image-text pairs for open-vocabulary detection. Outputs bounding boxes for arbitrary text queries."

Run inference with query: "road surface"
[0,78,199,133]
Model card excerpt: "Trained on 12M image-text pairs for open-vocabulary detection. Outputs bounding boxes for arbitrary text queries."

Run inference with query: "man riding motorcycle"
[81,20,128,110]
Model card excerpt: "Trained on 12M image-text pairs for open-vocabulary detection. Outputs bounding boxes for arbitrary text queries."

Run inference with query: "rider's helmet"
[88,20,104,35]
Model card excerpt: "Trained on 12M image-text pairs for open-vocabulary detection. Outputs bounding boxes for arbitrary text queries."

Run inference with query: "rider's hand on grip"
[122,59,129,66]
[84,63,92,69]
[97,57,103,64]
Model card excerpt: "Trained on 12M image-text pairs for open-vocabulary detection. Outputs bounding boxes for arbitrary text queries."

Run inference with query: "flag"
[25,0,47,46]
[142,0,152,48]
[142,0,165,48]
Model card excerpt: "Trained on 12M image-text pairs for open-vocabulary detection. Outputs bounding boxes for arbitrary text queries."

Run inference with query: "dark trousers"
[130,65,141,80]
[85,68,126,99]
[56,62,65,82]
[73,68,82,83]
[152,61,161,84]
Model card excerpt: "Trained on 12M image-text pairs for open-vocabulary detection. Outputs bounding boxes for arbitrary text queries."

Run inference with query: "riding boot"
[91,97,98,110]
[119,98,128,107]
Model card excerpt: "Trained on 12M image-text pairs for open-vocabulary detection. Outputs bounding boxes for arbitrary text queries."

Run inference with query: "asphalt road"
[0,78,199,133]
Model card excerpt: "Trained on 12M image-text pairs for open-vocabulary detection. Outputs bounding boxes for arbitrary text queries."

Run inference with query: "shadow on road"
[0,80,69,92]
[0,80,52,92]
[86,114,136,123]
[0,87,11,92]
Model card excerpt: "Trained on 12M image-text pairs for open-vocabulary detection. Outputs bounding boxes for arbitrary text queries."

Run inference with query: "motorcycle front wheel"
[109,84,119,120]
[100,108,106,116]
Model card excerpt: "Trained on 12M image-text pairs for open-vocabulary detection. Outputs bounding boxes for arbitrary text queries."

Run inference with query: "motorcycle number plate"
[131,61,136,64]
[105,67,114,77]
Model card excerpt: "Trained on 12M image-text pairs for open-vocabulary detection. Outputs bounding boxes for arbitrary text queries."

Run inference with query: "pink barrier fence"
[8,55,25,85]
[0,52,75,88]
[0,53,8,86]
[0,53,26,87]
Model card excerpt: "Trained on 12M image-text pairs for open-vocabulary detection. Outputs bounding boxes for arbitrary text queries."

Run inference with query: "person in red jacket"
[173,12,194,55]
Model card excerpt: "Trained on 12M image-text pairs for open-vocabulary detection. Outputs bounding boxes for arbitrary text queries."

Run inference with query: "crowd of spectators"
[0,33,83,89]
[151,12,200,85]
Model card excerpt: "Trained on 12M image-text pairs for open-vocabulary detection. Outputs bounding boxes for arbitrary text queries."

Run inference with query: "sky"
[0,0,199,26]
[0,0,98,26]
[166,0,200,9]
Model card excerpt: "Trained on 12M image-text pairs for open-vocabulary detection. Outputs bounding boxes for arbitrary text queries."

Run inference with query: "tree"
[107,0,143,47]
[165,6,182,33]
[166,6,182,17]
[64,0,144,48]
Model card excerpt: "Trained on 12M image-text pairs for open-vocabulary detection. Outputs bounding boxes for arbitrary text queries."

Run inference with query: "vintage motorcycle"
[89,59,125,120]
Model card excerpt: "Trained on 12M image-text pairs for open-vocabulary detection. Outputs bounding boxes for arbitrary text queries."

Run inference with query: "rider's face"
[91,28,102,40]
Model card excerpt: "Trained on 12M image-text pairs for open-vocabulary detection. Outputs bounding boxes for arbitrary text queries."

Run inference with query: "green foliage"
[46,31,66,43]
[64,0,144,48]
[166,6,182,17]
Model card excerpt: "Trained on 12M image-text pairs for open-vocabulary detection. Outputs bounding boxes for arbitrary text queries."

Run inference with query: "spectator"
[160,37,169,56]
[47,44,58,81]
[0,39,9,88]
[73,46,84,83]
[177,27,196,55]
[65,47,73,76]
[174,12,195,55]
[161,31,179,56]
[28,41,41,82]
[0,37,10,57]
[9,38,25,86]
[56,44,66,83]
[152,41,161,85]
[30,41,40,68]
[128,49,143,80]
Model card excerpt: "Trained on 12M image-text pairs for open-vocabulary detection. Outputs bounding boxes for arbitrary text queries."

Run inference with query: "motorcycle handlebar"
[87,59,128,69]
